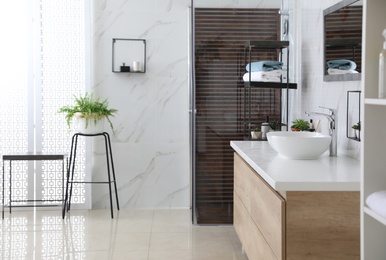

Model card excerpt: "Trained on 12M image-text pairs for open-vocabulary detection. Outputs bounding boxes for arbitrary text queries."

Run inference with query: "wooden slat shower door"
[194,8,280,224]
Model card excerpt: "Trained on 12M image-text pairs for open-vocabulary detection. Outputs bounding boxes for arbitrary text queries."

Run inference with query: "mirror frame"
[323,0,362,82]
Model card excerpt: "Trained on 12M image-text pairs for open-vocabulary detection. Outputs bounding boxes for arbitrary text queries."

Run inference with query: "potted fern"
[290,119,310,132]
[58,92,118,134]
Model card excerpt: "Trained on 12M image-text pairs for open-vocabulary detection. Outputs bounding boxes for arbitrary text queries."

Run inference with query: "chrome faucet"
[305,106,337,157]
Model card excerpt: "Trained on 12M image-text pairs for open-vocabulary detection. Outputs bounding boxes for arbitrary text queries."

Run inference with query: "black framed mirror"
[324,0,363,82]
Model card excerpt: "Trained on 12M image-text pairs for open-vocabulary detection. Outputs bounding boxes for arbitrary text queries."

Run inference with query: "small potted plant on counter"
[290,119,310,131]
[352,122,361,139]
[269,120,281,131]
[251,127,261,139]
[58,92,118,134]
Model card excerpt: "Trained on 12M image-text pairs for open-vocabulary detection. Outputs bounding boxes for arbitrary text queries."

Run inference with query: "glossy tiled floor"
[0,209,248,260]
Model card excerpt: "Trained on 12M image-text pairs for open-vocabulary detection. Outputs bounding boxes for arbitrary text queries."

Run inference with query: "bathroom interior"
[0,0,386,259]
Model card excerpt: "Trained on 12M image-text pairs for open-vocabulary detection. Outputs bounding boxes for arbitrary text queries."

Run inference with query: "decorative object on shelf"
[112,38,146,73]
[379,29,386,98]
[366,190,386,218]
[250,128,261,139]
[290,119,310,131]
[352,122,361,139]
[120,62,130,72]
[346,90,361,141]
[133,61,141,72]
[58,92,118,134]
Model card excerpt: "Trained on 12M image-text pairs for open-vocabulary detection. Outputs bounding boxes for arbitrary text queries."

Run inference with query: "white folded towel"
[366,190,386,218]
[243,70,282,82]
[327,68,359,75]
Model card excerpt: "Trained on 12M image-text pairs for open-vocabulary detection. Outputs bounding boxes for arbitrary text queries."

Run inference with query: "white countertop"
[230,141,360,191]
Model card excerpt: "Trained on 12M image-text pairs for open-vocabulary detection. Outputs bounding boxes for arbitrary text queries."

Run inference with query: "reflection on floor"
[0,209,248,260]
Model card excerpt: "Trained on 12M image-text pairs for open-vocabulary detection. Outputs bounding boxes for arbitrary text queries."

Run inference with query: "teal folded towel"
[327,59,357,70]
[245,61,283,72]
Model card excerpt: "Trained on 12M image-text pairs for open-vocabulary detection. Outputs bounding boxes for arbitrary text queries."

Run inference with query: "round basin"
[266,131,332,160]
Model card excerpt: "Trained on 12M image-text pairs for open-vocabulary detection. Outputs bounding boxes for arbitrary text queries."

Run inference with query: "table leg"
[2,161,4,219]
[9,161,11,214]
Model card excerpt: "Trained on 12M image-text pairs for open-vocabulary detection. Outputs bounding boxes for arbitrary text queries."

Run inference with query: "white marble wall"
[89,0,282,210]
[293,0,362,160]
[91,0,191,209]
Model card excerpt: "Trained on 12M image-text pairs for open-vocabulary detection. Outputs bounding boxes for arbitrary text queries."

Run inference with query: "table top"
[230,141,360,191]
[2,152,67,161]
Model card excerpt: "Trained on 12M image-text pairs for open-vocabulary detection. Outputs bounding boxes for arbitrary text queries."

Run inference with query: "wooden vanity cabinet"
[234,153,360,260]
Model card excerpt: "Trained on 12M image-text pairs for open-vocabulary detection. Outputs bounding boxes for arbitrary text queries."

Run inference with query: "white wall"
[91,0,191,208]
[294,0,361,160]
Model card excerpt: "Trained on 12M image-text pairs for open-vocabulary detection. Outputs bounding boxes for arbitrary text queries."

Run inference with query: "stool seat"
[63,132,119,218]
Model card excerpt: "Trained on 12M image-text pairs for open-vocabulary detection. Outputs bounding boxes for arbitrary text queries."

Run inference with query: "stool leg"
[103,134,114,218]
[63,155,71,219]
[9,161,11,214]
[63,134,78,218]
[105,133,119,210]
[68,134,79,211]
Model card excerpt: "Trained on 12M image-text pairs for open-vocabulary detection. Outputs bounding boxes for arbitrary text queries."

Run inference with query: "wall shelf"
[365,98,386,106]
[346,91,361,142]
[112,38,146,73]
[362,0,386,258]
[243,40,297,140]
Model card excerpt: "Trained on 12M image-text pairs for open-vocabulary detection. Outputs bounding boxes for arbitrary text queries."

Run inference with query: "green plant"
[252,127,261,132]
[269,120,279,130]
[291,119,310,131]
[58,92,118,131]
[352,122,361,130]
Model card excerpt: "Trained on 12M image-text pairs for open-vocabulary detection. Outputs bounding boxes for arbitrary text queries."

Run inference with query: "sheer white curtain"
[0,0,90,208]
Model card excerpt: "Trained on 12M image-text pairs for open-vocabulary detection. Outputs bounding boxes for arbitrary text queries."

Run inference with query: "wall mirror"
[324,0,363,82]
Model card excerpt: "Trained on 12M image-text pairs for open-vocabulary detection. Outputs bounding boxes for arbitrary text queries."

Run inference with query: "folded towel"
[366,190,386,218]
[327,59,357,70]
[243,70,282,82]
[246,61,283,72]
[327,68,359,75]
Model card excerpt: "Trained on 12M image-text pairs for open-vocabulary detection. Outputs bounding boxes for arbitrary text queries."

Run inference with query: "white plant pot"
[251,131,261,139]
[355,129,360,139]
[74,112,105,134]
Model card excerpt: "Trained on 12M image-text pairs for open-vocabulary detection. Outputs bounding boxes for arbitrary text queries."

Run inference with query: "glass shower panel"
[194,7,280,224]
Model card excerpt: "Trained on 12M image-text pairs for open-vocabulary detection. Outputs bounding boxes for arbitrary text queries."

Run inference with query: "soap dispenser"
[261,116,270,140]
[379,29,386,98]
[309,119,315,132]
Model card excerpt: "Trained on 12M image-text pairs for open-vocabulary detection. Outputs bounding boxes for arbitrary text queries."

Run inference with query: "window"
[0,0,89,208]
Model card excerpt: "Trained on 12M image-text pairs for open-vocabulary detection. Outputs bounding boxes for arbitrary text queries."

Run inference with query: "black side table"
[2,153,67,219]
[63,132,120,218]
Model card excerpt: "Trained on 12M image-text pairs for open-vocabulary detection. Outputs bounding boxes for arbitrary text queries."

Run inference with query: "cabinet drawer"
[234,154,252,212]
[250,172,285,260]
[234,153,285,260]
[234,193,277,260]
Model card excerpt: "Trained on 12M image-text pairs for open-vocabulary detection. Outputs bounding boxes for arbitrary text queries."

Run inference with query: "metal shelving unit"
[243,40,297,140]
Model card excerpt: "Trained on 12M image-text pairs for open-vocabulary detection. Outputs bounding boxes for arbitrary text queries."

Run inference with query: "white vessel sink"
[266,131,332,160]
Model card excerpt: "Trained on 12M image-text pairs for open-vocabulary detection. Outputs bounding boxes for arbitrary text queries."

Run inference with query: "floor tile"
[0,208,248,260]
